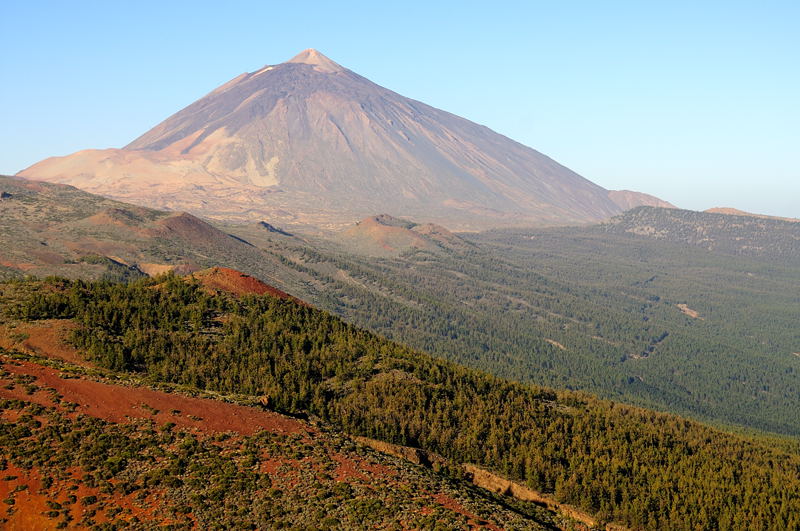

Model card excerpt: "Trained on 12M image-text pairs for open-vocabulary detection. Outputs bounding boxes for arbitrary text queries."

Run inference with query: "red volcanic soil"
[190,267,306,304]
[0,259,36,272]
[330,452,397,483]
[431,493,502,531]
[0,320,85,366]
[0,316,305,437]
[0,463,168,530]
[0,319,526,528]
[0,357,306,437]
[0,464,54,531]
[0,355,518,529]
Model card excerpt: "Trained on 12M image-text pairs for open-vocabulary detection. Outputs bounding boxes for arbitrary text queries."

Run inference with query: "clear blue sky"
[2,1,798,216]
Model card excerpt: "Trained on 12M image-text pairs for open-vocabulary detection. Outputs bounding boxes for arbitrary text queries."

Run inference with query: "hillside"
[336,214,473,257]
[3,177,799,438]
[601,206,800,262]
[18,50,667,231]
[0,353,557,529]
[607,190,676,210]
[0,175,314,297]
[189,266,301,302]
[226,218,800,436]
[2,275,798,530]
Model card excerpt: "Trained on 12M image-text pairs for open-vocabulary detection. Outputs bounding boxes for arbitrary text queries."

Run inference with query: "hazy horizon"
[2,1,798,217]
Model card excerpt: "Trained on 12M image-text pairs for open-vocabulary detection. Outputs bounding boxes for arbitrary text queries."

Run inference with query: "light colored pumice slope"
[19,49,663,231]
[337,214,473,257]
[608,189,676,211]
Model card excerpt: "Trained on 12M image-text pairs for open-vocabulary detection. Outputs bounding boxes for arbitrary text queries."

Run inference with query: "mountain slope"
[336,214,472,256]
[4,176,799,437]
[4,275,799,530]
[0,175,313,297]
[608,190,676,210]
[231,216,800,436]
[0,350,558,530]
[602,206,800,262]
[18,49,664,230]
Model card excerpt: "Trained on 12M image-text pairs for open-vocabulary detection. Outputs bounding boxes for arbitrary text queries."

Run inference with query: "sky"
[1,1,798,217]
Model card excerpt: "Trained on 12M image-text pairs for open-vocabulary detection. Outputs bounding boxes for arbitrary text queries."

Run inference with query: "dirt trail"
[676,303,703,319]
[359,437,632,531]
[464,463,597,528]
[545,339,567,351]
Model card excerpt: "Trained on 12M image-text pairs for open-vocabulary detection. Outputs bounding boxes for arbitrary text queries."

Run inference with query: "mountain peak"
[286,48,344,73]
[18,49,634,230]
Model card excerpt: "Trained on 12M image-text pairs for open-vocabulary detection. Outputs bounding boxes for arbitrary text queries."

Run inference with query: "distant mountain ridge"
[602,206,800,261]
[705,207,799,223]
[19,49,669,230]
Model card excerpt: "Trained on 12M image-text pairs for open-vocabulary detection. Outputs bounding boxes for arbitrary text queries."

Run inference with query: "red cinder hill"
[189,266,305,304]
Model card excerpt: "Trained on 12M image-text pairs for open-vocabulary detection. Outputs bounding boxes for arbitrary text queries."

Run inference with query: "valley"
[3,174,799,437]
[229,211,800,436]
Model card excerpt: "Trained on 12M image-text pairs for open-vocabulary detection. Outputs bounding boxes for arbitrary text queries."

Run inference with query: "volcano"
[19,49,667,230]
